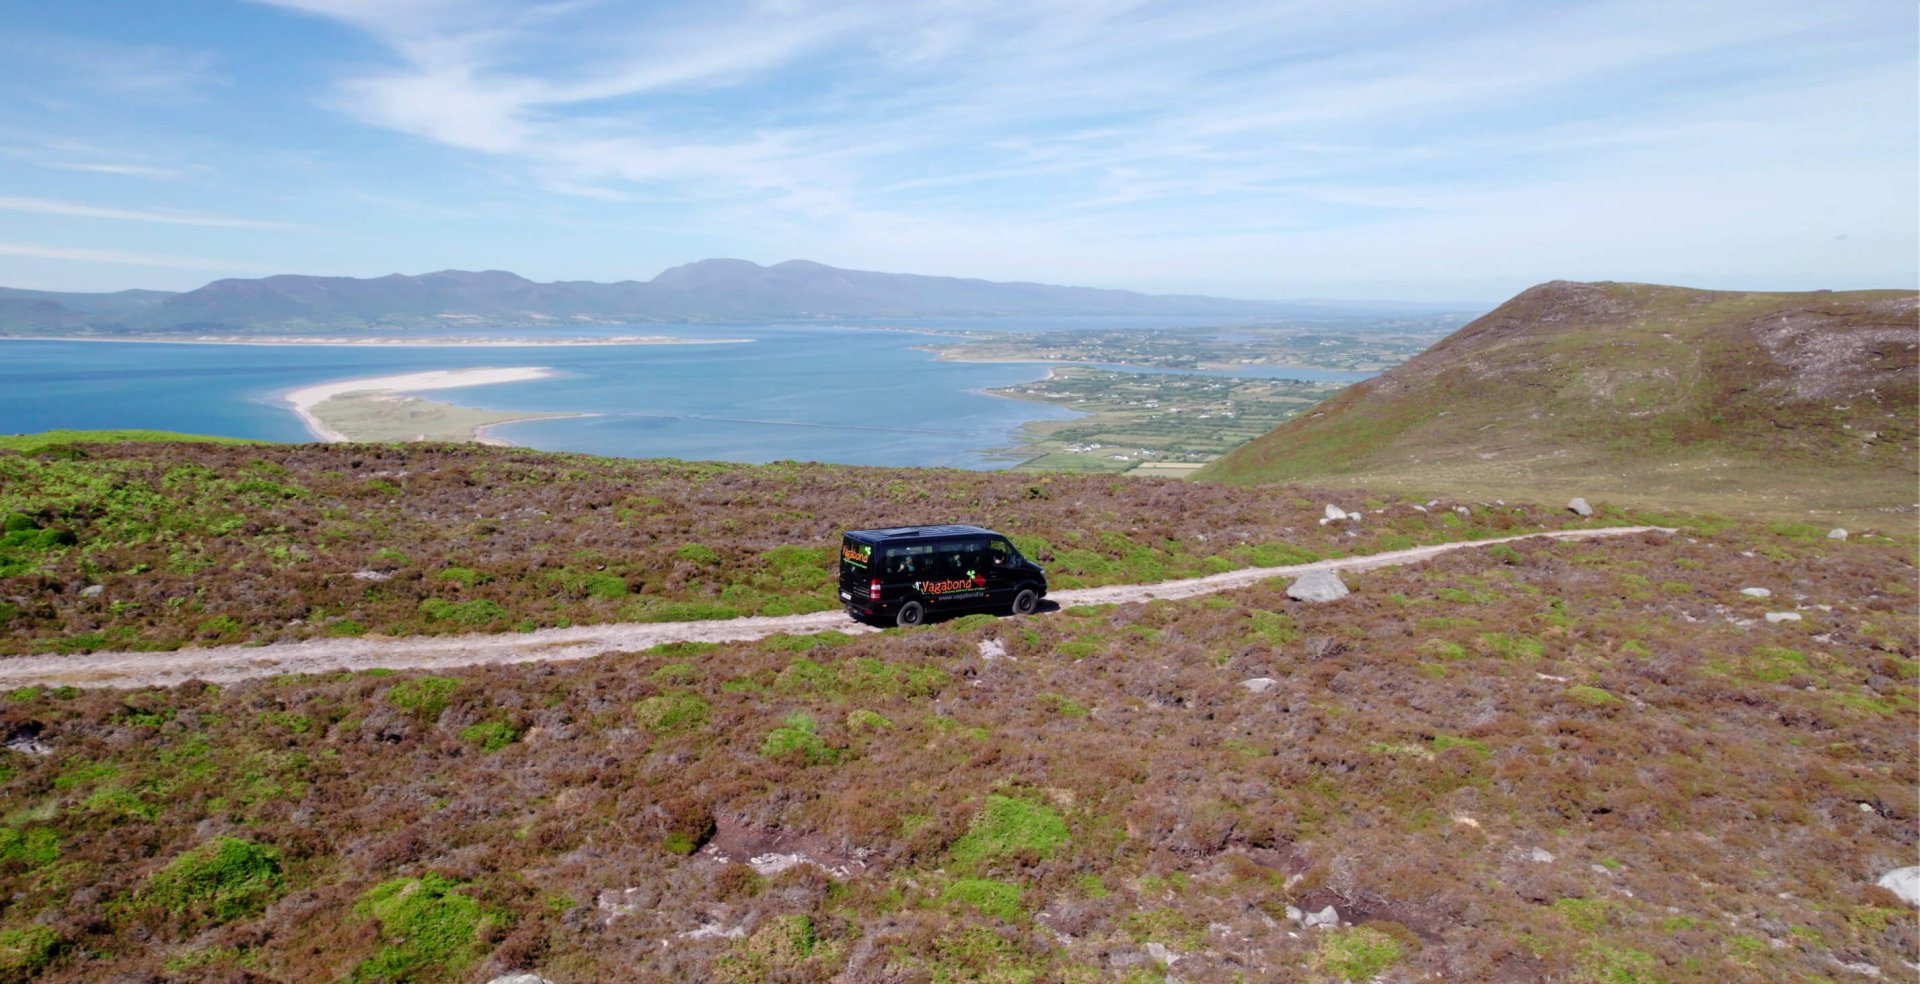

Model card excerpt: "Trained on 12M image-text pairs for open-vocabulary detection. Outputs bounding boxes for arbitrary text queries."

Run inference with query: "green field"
[991,367,1342,473]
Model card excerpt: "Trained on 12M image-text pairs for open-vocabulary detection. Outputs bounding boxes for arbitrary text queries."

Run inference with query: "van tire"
[895,601,926,627]
[1010,588,1039,616]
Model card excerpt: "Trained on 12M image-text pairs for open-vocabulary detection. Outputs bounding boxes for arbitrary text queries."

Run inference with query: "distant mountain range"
[0,259,1444,335]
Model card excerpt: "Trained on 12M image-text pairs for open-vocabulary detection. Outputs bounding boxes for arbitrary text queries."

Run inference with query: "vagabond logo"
[916,576,985,595]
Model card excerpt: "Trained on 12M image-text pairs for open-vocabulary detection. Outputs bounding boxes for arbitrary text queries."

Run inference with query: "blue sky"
[0,0,1913,300]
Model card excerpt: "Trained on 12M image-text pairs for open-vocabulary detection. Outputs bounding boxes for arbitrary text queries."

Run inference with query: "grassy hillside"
[1198,282,1918,524]
[0,440,1604,657]
[0,430,260,454]
[0,521,1910,981]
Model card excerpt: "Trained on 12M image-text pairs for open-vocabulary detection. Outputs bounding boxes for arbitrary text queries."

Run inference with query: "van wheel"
[895,601,925,627]
[1010,588,1039,616]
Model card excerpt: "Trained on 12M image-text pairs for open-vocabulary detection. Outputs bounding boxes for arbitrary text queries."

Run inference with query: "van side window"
[988,539,1012,566]
[883,544,932,574]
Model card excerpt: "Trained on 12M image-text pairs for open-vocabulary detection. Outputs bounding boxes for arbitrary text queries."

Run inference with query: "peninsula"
[283,367,577,444]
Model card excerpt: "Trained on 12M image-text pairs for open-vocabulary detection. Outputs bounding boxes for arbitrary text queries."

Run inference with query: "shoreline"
[283,367,558,443]
[1,334,751,348]
[921,346,1378,374]
[473,413,594,447]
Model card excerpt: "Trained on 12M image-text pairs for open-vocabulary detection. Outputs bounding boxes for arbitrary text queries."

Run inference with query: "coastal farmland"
[990,368,1342,474]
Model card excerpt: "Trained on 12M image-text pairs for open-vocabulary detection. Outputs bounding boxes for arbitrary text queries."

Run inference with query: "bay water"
[0,321,1373,468]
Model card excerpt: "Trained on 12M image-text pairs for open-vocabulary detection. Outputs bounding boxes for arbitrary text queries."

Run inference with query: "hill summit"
[1199,280,1918,523]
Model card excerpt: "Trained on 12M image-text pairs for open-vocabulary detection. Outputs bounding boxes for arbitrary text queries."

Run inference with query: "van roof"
[844,525,996,542]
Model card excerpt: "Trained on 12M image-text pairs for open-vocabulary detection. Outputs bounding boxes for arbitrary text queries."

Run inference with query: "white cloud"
[0,196,299,231]
[0,241,272,272]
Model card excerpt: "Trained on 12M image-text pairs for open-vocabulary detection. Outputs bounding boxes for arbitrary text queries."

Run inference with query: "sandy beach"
[284,367,556,442]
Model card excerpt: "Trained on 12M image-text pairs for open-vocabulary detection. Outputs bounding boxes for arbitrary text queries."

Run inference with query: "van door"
[985,537,1018,606]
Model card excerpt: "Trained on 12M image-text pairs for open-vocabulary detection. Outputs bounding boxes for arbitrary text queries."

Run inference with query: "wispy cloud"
[0,241,271,272]
[0,196,299,230]
[49,162,193,180]
[0,32,221,102]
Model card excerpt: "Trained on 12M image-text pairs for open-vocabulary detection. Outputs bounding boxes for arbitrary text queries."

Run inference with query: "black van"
[839,525,1047,626]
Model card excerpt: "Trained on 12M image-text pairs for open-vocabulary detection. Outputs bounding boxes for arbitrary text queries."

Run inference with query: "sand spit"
[284,367,555,442]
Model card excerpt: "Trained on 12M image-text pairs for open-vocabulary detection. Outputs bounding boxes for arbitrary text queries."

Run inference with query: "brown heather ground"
[0,441,1609,658]
[0,513,1912,982]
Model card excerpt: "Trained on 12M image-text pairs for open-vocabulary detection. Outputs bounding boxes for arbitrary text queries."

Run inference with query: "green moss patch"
[142,837,284,926]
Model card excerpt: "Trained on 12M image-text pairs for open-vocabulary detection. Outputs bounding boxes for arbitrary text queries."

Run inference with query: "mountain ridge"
[0,259,1310,333]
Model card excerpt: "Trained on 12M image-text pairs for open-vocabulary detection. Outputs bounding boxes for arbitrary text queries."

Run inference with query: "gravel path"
[0,526,1668,689]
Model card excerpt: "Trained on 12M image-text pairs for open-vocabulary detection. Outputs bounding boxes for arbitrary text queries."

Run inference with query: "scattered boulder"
[1302,905,1341,930]
[3,724,51,757]
[1323,504,1348,522]
[1143,942,1182,966]
[1764,612,1803,623]
[1287,571,1349,603]
[1876,867,1920,907]
[977,638,1007,662]
[1828,528,1848,541]
[352,569,393,581]
[485,974,555,984]
[1567,497,1593,517]
[79,584,104,598]
[1739,587,1772,598]
[1530,847,1555,864]
[1239,677,1278,694]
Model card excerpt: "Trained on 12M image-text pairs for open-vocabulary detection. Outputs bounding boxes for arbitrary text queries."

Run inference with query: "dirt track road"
[0,526,1669,690]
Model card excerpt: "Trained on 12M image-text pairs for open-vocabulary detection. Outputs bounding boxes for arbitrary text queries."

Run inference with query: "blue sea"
[0,321,1374,469]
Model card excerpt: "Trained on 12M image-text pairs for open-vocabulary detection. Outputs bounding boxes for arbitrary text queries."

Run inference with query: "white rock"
[1567,497,1593,517]
[677,923,747,940]
[1323,504,1348,521]
[1303,905,1340,929]
[79,585,104,597]
[1837,962,1881,978]
[352,569,392,581]
[3,734,51,757]
[1828,528,1849,540]
[1764,612,1803,623]
[1739,587,1772,598]
[1531,847,1555,863]
[1285,905,1304,922]
[1859,802,1875,813]
[977,638,1007,661]
[486,975,554,984]
[1287,571,1349,603]
[1239,677,1278,693]
[1145,941,1181,966]
[1876,866,1920,907]
[1454,506,1471,516]
[1412,504,1428,513]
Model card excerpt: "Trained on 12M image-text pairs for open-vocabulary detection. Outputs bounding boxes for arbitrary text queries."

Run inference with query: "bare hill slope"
[1198,281,1918,523]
